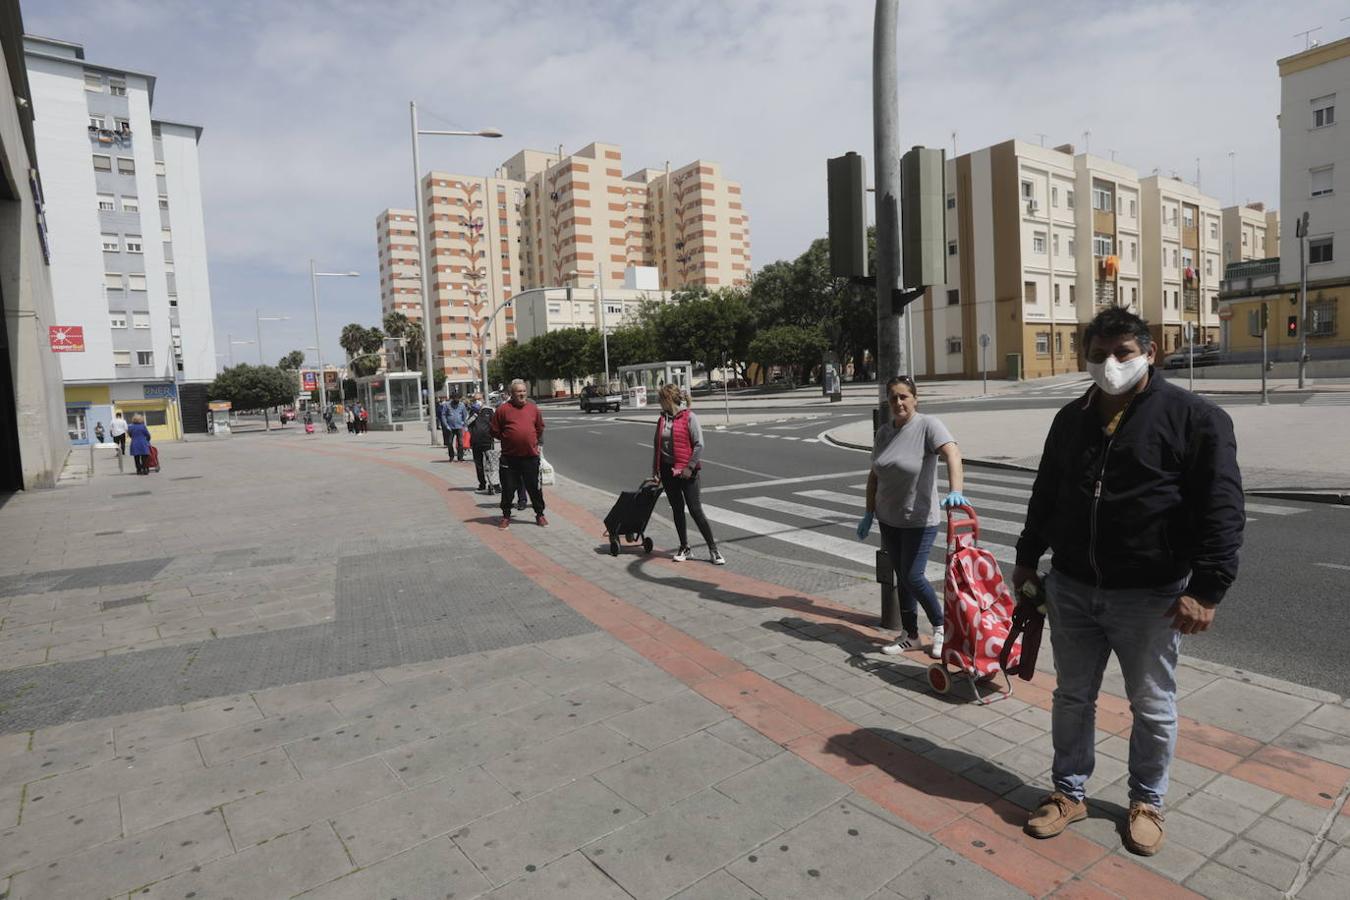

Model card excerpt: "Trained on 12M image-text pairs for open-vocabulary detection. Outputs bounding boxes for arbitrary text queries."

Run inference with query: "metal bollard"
[874,547,900,630]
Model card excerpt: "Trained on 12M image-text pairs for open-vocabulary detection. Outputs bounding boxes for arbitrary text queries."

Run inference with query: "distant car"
[579,384,621,413]
[1163,344,1223,369]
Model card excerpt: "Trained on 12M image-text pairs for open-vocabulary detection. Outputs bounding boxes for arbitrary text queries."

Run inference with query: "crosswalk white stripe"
[782,491,1028,538]
[801,487,1035,520]
[1242,501,1304,516]
[850,471,1038,493]
[781,435,800,441]
[698,503,948,582]
[741,495,1022,565]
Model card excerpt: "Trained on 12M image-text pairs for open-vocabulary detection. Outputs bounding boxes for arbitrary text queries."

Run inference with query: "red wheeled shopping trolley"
[926,504,1021,704]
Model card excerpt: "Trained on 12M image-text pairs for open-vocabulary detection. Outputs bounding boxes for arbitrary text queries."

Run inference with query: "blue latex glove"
[941,491,969,510]
[855,511,874,541]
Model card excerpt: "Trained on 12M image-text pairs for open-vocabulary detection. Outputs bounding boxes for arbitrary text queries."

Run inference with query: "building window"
[1024,281,1037,303]
[1069,284,1076,304]
[122,195,139,212]
[947,240,958,256]
[1092,187,1113,211]
[116,157,135,175]
[1310,237,1334,264]
[1033,232,1046,254]
[125,235,143,253]
[1052,234,1060,255]
[1311,165,1334,197]
[136,351,153,366]
[101,234,120,252]
[1313,94,1336,128]
[946,193,956,210]
[89,115,106,130]
[1054,332,1063,354]
[1129,240,1137,262]
[132,311,150,329]
[1021,180,1034,200]
[154,160,166,176]
[1131,286,1138,305]
[1051,186,1059,207]
[113,350,131,367]
[92,155,112,172]
[114,118,130,133]
[109,311,127,329]
[98,193,116,211]
[104,272,123,290]
[158,194,169,210]
[946,336,963,355]
[1054,283,1061,304]
[1092,233,1113,256]
[1129,199,1137,218]
[947,289,959,306]
[1206,258,1214,276]
[1035,332,1050,355]
[1183,208,1195,229]
[84,73,105,91]
[1172,248,1180,268]
[128,274,147,291]
[1067,238,1075,255]
[1242,232,1249,246]
[1210,221,1219,239]
[109,78,126,96]
[1066,190,1075,209]
[1309,298,1337,336]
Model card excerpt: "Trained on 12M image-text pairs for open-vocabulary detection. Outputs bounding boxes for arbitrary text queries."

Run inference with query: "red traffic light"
[1287,315,1298,338]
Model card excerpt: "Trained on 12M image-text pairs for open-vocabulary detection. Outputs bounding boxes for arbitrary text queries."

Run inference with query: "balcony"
[1219,257,1279,295]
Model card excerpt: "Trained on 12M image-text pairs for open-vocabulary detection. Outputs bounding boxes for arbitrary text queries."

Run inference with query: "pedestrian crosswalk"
[1302,393,1350,406]
[696,469,1310,581]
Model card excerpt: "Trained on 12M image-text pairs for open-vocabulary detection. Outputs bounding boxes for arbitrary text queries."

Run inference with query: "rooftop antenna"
[951,131,957,156]
[1294,26,1322,49]
[1034,132,1048,147]
[1228,151,1237,206]
[1083,130,1091,155]
[1108,148,1117,162]
[1196,157,1201,190]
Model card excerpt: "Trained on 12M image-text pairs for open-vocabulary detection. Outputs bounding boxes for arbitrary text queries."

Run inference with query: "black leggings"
[660,463,716,550]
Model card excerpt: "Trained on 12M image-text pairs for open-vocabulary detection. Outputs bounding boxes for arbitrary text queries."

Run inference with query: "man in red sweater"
[491,379,547,528]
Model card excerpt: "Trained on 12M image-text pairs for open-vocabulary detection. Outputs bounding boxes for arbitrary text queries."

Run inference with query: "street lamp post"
[310,260,359,414]
[255,311,288,365]
[226,334,254,368]
[408,100,501,445]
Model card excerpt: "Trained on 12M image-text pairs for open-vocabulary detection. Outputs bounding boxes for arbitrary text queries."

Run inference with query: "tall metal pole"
[872,0,904,408]
[308,259,328,413]
[598,261,610,386]
[1298,211,1309,389]
[228,333,234,368]
[1260,303,1269,405]
[255,310,264,364]
[410,101,437,444]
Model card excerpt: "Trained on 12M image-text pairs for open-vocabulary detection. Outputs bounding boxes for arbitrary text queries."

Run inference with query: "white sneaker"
[928,626,945,659]
[710,549,726,566]
[673,546,690,562]
[880,634,920,655]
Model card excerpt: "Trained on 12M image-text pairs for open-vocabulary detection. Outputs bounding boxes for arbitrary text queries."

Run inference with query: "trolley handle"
[945,503,979,548]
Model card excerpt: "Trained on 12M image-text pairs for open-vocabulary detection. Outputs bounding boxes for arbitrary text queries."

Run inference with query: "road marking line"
[802,438,819,443]
[702,470,872,494]
[780,436,800,441]
[1243,501,1305,516]
[1315,563,1350,571]
[700,503,947,582]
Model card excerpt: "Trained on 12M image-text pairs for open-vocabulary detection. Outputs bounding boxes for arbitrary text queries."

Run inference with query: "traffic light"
[901,146,947,290]
[827,152,868,279]
[1287,315,1298,338]
[1260,303,1269,332]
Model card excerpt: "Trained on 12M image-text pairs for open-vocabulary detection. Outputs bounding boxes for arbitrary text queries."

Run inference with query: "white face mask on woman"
[1086,355,1148,395]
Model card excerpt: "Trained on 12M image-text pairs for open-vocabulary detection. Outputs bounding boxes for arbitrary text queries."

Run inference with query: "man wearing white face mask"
[1013,308,1244,858]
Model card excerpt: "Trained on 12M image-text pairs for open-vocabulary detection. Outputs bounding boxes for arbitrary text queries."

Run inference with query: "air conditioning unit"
[1026,200,1040,214]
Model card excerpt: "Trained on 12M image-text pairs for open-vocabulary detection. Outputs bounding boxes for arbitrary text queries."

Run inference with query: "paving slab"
[1179,679,1320,743]
[143,822,353,900]
[583,788,784,899]
[485,721,646,799]
[0,794,122,879]
[196,700,347,765]
[455,777,643,886]
[298,835,492,900]
[17,737,202,820]
[604,689,732,750]
[595,730,761,814]
[121,745,299,834]
[887,846,1033,900]
[481,851,634,899]
[282,704,437,776]
[713,751,852,830]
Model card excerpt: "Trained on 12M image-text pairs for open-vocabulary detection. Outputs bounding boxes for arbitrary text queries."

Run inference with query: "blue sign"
[144,383,178,399]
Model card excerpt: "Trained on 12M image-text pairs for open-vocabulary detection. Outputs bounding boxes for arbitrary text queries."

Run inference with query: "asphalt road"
[540,400,1350,697]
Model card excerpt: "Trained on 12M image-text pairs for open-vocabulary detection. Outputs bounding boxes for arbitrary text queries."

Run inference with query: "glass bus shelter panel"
[389,377,421,423]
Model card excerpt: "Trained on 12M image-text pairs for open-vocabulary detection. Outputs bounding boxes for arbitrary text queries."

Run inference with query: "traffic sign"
[978,333,990,348]
[1217,306,1233,321]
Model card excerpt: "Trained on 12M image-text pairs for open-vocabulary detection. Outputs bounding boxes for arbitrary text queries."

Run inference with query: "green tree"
[489,340,537,387]
[646,289,756,382]
[339,323,385,376]
[530,327,591,394]
[277,350,305,371]
[381,312,424,371]
[209,364,296,430]
[748,325,829,385]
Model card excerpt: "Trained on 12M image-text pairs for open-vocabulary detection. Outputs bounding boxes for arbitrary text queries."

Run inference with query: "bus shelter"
[354,371,425,430]
[617,361,692,409]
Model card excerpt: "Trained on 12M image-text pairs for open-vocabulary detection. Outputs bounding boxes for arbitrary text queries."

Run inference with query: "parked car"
[1162,343,1223,369]
[579,384,621,413]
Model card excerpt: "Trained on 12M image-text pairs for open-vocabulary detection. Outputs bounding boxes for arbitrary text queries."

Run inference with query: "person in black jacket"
[1014,307,1243,858]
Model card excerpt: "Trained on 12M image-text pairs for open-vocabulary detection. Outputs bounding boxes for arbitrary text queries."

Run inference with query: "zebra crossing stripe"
[1243,501,1305,516]
[802,486,1035,520]
[697,503,948,582]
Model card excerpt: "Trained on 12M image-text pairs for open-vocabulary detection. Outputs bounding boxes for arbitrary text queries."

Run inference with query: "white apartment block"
[1076,154,1143,318]
[24,35,216,443]
[1221,202,1279,265]
[375,208,421,322]
[1140,175,1223,351]
[643,160,751,290]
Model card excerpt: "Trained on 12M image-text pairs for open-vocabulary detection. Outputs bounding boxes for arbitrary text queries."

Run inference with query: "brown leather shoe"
[1124,801,1165,856]
[1025,791,1087,838]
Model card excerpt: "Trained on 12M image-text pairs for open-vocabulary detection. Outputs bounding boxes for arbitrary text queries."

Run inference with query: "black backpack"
[470,409,494,448]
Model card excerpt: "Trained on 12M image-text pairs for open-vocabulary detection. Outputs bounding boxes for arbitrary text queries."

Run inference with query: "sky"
[25,0,1349,369]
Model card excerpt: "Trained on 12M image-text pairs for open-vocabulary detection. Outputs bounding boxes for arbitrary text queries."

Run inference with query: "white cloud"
[24,0,1346,364]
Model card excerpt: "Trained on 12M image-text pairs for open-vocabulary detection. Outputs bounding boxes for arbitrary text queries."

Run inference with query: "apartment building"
[1221,202,1279,265]
[375,208,421,322]
[24,35,217,444]
[377,142,748,387]
[1140,175,1223,352]
[1076,153,1144,322]
[0,4,68,489]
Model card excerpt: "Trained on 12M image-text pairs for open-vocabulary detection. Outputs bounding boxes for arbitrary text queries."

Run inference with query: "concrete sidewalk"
[826,402,1350,498]
[1,430,1348,898]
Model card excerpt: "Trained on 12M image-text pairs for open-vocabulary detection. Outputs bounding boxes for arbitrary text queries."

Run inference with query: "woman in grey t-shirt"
[856,376,967,658]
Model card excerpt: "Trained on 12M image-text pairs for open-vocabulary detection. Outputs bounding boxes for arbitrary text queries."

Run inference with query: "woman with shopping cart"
[856,375,967,659]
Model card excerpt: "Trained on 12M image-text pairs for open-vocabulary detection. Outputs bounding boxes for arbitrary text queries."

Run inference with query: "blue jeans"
[1045,569,1185,808]
[878,522,943,635]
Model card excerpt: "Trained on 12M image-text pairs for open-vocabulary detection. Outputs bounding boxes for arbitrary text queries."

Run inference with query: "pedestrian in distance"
[1014,307,1244,857]
[436,396,451,448]
[652,384,724,565]
[345,407,354,434]
[491,379,547,528]
[109,411,128,455]
[440,394,468,461]
[93,421,105,444]
[467,398,495,492]
[127,413,153,475]
[856,375,966,659]
[357,405,368,434]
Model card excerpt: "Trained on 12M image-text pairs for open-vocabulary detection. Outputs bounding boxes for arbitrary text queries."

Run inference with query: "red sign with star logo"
[49,325,85,352]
